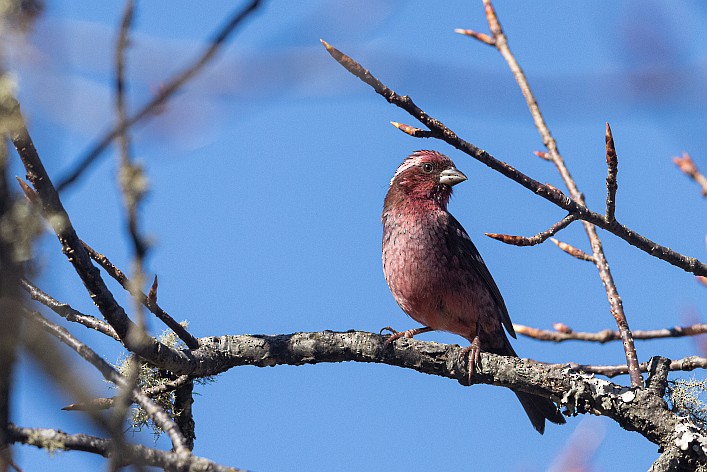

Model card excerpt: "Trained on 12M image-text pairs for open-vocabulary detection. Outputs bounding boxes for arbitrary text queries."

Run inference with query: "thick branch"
[182,330,707,462]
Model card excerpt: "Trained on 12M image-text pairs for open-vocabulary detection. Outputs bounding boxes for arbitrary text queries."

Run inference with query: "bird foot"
[381,326,434,345]
[460,336,482,384]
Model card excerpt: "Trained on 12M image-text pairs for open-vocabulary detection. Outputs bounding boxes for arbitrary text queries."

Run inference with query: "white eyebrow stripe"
[390,157,419,185]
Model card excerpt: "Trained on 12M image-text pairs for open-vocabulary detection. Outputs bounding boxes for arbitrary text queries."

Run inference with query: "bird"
[381,149,565,434]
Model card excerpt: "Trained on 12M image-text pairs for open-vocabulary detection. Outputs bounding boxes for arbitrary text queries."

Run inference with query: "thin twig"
[569,356,707,379]
[62,375,191,411]
[390,121,438,138]
[549,238,595,262]
[56,0,263,192]
[515,322,707,343]
[605,123,618,222]
[318,41,707,278]
[9,425,245,471]
[20,310,190,456]
[82,241,199,349]
[673,152,707,197]
[485,213,577,247]
[19,278,119,340]
[468,0,642,387]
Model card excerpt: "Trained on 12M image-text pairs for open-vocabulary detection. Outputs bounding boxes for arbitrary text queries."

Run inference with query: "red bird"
[382,150,565,433]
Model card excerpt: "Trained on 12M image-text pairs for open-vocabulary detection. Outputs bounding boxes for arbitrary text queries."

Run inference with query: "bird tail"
[491,336,566,434]
[514,391,565,434]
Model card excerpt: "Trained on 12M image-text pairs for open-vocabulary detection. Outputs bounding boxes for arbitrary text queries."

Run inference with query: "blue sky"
[8,1,707,470]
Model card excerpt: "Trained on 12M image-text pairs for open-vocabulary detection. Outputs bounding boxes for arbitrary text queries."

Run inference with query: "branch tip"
[454,28,495,46]
[391,121,434,138]
[549,238,595,262]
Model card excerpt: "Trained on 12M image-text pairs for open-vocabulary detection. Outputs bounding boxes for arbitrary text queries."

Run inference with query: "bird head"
[386,150,467,210]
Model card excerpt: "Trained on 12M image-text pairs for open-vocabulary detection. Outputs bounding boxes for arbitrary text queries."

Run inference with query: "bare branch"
[82,241,199,349]
[514,322,707,343]
[318,41,707,278]
[673,152,707,197]
[485,213,577,247]
[62,375,191,412]
[549,238,595,262]
[20,310,190,456]
[571,356,707,379]
[19,278,119,340]
[454,28,495,46]
[472,0,641,387]
[5,100,191,371]
[390,121,437,138]
[56,0,263,192]
[180,330,707,462]
[9,425,245,472]
[605,122,618,222]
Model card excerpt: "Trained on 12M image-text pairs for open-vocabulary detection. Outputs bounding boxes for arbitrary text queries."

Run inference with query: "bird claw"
[381,326,434,346]
[460,336,482,384]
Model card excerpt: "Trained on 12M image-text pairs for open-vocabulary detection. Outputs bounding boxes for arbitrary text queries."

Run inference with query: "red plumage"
[382,150,565,433]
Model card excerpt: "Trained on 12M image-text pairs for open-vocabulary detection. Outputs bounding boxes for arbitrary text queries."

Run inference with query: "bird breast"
[382,208,479,335]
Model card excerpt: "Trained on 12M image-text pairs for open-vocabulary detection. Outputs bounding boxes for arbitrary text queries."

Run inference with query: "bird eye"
[421,163,434,173]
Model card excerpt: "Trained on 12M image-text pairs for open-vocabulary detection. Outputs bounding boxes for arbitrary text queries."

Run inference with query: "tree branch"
[514,322,707,343]
[673,153,707,198]
[175,330,707,464]
[605,123,618,222]
[82,241,199,349]
[55,0,264,192]
[469,0,641,387]
[9,425,244,472]
[20,310,190,456]
[485,213,577,247]
[5,98,188,370]
[319,40,707,278]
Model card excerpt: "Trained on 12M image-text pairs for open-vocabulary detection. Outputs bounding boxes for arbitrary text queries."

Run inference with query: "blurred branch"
[673,153,707,197]
[21,309,190,456]
[19,278,119,340]
[515,322,707,343]
[63,375,191,412]
[56,0,264,192]
[467,0,641,387]
[9,425,244,472]
[5,98,187,370]
[319,41,707,278]
[111,3,144,468]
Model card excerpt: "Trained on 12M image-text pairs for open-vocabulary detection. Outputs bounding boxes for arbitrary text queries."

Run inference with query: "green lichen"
[667,377,707,429]
[113,324,213,440]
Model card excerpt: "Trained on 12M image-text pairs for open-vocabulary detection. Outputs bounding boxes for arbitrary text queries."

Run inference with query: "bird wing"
[445,213,516,338]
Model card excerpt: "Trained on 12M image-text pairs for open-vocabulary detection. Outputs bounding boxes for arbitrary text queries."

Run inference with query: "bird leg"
[460,335,482,384]
[381,326,434,345]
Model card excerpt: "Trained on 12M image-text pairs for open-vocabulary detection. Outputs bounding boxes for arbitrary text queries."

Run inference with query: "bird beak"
[439,167,467,186]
